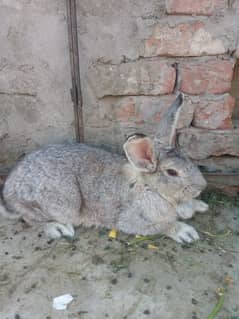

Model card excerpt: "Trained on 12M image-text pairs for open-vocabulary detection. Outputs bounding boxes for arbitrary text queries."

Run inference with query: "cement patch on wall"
[0,0,75,169]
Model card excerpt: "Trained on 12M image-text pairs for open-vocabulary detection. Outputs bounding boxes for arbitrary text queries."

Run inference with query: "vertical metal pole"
[66,0,84,142]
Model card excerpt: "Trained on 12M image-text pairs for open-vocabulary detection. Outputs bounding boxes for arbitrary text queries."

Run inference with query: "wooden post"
[66,0,84,142]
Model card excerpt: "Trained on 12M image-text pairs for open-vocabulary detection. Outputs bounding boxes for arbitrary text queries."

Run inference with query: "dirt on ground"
[0,191,239,319]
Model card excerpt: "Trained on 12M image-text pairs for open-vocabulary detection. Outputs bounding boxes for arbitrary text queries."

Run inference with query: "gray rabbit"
[0,94,208,243]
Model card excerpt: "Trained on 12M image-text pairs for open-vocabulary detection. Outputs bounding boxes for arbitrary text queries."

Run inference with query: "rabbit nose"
[193,173,207,190]
[193,183,207,196]
[198,176,207,190]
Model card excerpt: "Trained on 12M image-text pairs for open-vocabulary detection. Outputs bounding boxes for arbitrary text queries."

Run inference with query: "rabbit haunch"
[0,94,208,243]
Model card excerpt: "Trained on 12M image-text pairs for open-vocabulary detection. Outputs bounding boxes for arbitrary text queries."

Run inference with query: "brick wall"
[79,0,239,173]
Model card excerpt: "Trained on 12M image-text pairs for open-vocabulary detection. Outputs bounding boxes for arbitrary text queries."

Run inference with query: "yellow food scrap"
[224,275,234,286]
[147,244,159,250]
[108,229,117,239]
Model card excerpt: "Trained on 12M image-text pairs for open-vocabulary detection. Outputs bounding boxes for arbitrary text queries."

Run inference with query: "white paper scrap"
[53,294,74,310]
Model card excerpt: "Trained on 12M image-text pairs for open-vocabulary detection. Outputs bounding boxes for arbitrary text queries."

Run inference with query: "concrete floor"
[0,198,239,319]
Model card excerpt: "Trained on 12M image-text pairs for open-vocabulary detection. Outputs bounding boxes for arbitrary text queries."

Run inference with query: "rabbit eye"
[166,169,178,177]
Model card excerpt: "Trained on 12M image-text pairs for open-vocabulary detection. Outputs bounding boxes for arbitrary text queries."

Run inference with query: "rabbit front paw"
[176,202,195,219]
[176,200,209,219]
[166,222,199,244]
[44,222,75,239]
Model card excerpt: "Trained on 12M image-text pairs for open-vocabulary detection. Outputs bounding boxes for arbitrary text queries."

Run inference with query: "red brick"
[116,99,138,122]
[180,60,234,95]
[178,128,239,159]
[144,21,226,57]
[214,186,239,196]
[112,95,194,129]
[192,94,235,129]
[166,0,222,16]
[194,156,239,172]
[115,96,172,125]
[90,60,176,98]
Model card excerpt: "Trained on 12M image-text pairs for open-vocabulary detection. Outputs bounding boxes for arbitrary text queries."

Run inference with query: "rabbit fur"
[0,94,208,243]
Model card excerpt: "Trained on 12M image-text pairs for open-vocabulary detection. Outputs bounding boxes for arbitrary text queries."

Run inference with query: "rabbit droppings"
[0,94,208,243]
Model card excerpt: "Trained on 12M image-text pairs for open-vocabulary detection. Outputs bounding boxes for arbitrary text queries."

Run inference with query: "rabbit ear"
[123,134,157,173]
[154,93,184,149]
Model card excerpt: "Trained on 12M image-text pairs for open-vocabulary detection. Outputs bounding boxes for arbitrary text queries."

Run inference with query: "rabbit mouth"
[192,191,202,199]
[180,187,201,201]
